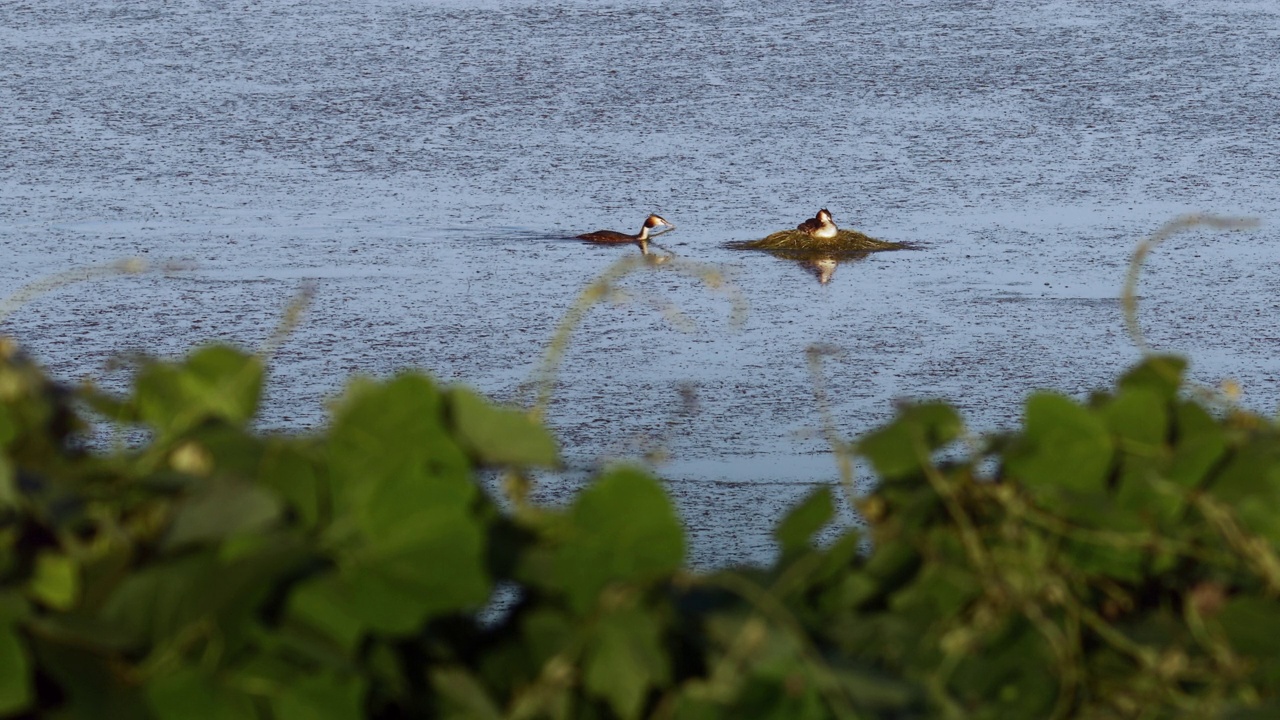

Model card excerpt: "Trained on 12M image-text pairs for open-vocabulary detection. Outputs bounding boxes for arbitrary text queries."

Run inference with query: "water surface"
[3,0,1279,565]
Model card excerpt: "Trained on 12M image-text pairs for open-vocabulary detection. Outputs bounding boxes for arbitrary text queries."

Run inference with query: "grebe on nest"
[796,209,837,239]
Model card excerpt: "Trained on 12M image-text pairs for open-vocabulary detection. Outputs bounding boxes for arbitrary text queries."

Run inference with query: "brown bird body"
[576,214,672,245]
[796,208,838,239]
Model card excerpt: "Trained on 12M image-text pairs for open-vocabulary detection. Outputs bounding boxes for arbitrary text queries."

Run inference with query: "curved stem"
[0,258,151,323]
[1121,214,1258,355]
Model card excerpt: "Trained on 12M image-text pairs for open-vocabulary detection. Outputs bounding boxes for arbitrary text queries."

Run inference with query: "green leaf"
[1169,402,1227,489]
[554,467,685,613]
[1103,386,1167,449]
[0,406,15,448]
[1006,392,1113,496]
[520,607,576,665]
[29,635,149,718]
[102,544,305,651]
[28,552,79,610]
[774,487,834,556]
[1117,355,1187,399]
[1218,596,1280,657]
[0,456,15,510]
[1121,353,1187,397]
[1108,388,1178,527]
[669,690,724,720]
[864,540,922,587]
[146,667,254,720]
[0,593,28,625]
[292,516,491,638]
[888,564,981,619]
[0,623,32,715]
[328,374,472,530]
[1208,445,1280,540]
[1060,538,1144,582]
[585,607,670,719]
[272,672,365,720]
[948,618,1059,719]
[289,573,422,637]
[812,530,863,587]
[830,662,923,713]
[322,373,492,627]
[134,345,263,436]
[258,442,324,528]
[1114,462,1184,531]
[285,575,366,652]
[99,556,214,649]
[858,403,962,480]
[431,667,504,720]
[1209,444,1280,504]
[347,505,490,624]
[449,387,559,467]
[163,479,281,550]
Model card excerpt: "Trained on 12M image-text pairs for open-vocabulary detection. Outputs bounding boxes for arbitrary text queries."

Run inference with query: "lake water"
[3,0,1279,565]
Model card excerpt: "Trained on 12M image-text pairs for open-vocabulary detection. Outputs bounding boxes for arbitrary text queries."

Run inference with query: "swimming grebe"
[796,209,838,239]
[576,214,673,245]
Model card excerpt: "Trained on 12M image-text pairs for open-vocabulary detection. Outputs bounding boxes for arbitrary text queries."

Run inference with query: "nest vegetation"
[726,228,909,256]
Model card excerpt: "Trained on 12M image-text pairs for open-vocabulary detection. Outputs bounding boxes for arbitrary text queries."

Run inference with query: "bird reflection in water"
[637,235,676,262]
[801,256,840,284]
[772,250,872,285]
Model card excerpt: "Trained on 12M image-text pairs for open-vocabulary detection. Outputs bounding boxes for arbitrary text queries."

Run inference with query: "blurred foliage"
[2,336,1280,719]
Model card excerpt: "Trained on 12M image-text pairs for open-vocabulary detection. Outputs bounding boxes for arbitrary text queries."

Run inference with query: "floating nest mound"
[726,228,909,257]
